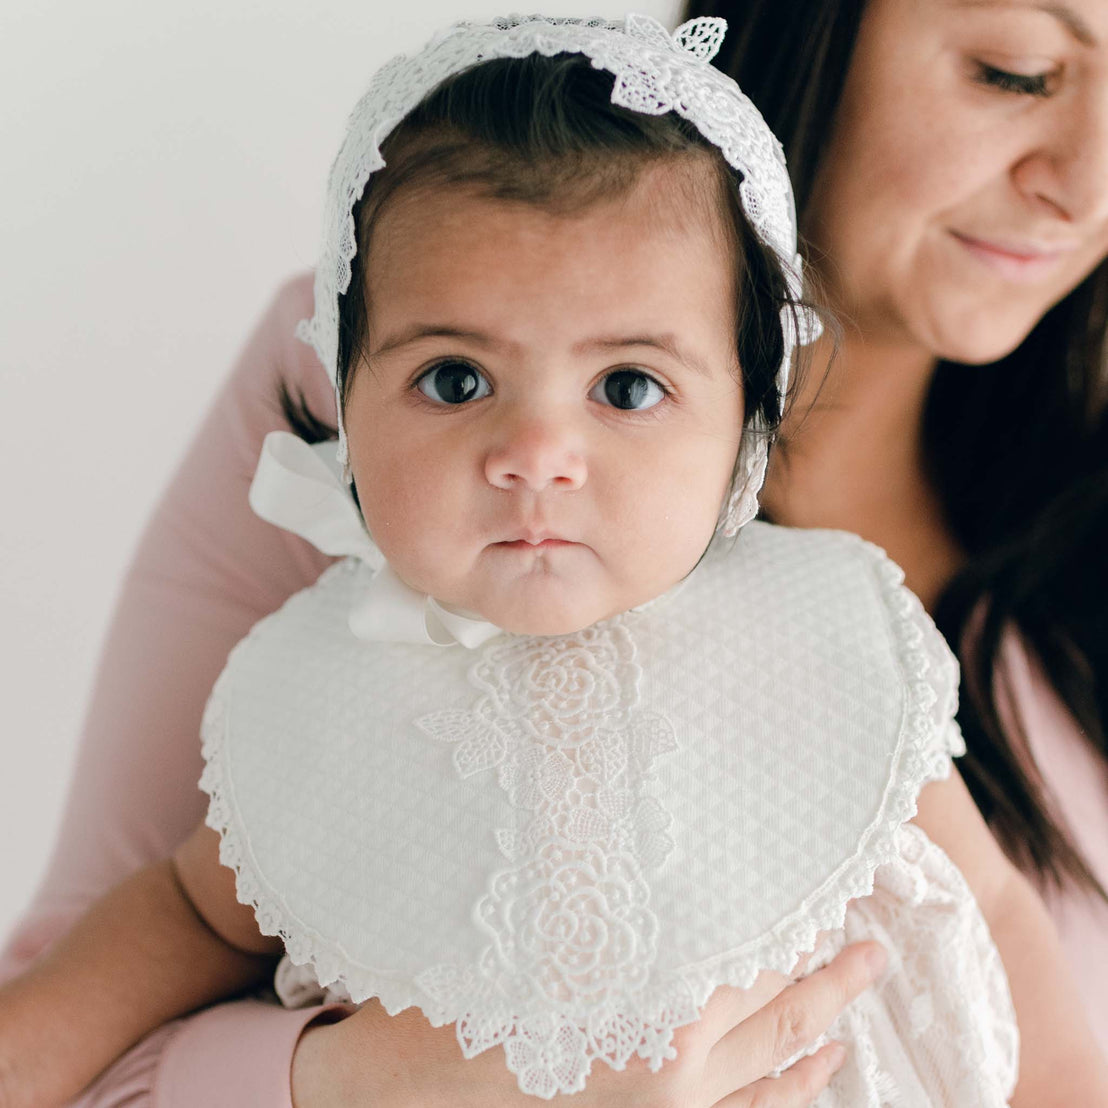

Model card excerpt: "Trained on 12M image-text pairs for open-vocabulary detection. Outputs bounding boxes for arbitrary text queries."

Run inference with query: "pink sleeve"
[0,273,348,1106]
[999,631,1108,1055]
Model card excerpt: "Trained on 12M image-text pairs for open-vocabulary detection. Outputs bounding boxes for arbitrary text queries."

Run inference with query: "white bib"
[200,521,1017,1102]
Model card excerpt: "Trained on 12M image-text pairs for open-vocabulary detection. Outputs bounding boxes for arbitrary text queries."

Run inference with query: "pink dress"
[1000,635,1108,1050]
[2,274,1104,1104]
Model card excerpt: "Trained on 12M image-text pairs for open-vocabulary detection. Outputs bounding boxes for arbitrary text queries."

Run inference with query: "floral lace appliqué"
[415,618,682,1096]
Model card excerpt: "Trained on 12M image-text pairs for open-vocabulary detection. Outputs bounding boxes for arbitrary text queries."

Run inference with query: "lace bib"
[199,523,1016,1100]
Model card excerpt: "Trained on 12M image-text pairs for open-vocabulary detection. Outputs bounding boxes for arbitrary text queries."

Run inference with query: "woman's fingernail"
[864,945,887,976]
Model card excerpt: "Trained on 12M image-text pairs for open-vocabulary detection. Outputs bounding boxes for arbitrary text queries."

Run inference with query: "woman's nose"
[484,415,587,492]
[1013,93,1108,225]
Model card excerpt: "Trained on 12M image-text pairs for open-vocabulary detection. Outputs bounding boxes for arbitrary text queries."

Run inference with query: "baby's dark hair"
[286,51,814,449]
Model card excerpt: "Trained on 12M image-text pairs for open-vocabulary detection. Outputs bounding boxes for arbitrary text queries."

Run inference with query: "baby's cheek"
[612,499,716,603]
[662,441,735,532]
[381,508,483,604]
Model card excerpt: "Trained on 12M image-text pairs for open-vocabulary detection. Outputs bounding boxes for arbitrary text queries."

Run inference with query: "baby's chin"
[406,554,694,637]
[476,595,619,637]
[471,577,683,636]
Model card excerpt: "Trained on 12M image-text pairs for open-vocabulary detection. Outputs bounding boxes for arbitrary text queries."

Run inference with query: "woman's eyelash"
[973,62,1053,98]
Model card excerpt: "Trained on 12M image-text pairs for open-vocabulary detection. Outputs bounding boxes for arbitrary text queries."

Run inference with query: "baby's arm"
[0,823,277,1108]
[913,771,1108,1104]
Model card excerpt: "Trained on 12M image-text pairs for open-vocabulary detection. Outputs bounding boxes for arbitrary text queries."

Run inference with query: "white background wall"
[0,0,680,939]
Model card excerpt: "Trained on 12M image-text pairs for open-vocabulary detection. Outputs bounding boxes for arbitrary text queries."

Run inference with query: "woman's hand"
[290,940,885,1108]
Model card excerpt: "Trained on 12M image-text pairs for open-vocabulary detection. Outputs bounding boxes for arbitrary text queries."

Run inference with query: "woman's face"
[807,0,1108,364]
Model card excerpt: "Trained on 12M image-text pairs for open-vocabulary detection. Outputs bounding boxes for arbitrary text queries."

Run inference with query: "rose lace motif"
[415,619,683,1097]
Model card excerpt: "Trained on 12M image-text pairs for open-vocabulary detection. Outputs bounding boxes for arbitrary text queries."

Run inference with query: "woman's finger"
[715,1042,847,1108]
[693,932,851,1050]
[693,970,793,1047]
[704,941,884,1099]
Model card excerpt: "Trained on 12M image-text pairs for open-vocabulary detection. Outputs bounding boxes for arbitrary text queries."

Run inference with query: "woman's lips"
[949,230,1074,284]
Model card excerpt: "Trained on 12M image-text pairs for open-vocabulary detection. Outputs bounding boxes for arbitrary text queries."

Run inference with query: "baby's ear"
[172,822,285,957]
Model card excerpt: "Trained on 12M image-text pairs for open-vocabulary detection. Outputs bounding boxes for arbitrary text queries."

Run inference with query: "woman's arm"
[0,826,280,1108]
[913,770,1108,1104]
[0,274,344,1108]
[997,629,1108,1047]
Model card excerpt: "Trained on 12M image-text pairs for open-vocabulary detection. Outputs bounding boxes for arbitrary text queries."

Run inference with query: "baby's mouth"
[494,537,577,551]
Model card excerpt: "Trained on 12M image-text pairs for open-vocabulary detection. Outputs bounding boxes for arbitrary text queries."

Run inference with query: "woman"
[2,1,1105,1105]
[688,0,1108,1037]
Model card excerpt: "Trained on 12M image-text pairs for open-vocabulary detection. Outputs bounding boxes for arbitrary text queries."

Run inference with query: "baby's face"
[344,164,744,635]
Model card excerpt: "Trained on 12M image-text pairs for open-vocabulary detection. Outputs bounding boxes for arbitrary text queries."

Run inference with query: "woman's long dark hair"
[686,0,1108,894]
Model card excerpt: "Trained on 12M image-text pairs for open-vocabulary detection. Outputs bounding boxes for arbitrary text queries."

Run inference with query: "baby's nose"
[484,419,587,492]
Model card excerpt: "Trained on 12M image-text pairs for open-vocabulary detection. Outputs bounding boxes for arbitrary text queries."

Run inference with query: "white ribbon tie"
[249,432,502,649]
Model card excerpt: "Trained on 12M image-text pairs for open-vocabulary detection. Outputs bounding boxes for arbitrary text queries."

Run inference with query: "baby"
[1,14,1105,1107]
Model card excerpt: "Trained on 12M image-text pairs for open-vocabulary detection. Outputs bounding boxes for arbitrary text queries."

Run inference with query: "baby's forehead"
[365,151,735,269]
[355,180,742,391]
[366,167,736,289]
[635,157,738,242]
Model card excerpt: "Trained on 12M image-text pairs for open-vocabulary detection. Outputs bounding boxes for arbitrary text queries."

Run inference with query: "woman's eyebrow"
[955,0,1097,47]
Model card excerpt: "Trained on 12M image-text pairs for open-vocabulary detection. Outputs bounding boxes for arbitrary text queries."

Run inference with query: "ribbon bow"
[249,432,503,649]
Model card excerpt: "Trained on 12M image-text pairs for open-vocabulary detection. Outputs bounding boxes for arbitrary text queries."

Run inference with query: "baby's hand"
[290,940,885,1108]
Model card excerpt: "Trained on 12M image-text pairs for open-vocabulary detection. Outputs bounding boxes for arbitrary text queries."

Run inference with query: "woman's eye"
[973,62,1053,98]
[416,361,491,405]
[590,369,667,411]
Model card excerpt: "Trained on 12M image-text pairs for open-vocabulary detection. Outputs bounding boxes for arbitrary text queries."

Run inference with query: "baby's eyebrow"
[368,325,712,376]
[575,334,712,376]
[368,325,493,360]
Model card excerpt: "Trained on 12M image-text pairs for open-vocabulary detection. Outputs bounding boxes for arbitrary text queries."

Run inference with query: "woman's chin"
[928,315,1041,367]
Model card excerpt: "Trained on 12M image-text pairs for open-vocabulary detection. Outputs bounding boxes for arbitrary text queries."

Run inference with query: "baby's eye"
[416,360,491,405]
[590,369,667,411]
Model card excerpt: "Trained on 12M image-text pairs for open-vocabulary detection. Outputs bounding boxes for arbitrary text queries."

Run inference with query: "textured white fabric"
[293,13,821,523]
[199,523,1018,1102]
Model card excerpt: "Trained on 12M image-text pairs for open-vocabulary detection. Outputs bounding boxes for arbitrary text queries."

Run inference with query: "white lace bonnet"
[294,12,822,535]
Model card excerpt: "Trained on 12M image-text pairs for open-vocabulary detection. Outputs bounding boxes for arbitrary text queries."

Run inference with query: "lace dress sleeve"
[799,561,1019,1107]
[807,823,1020,1107]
